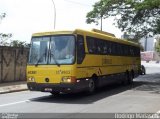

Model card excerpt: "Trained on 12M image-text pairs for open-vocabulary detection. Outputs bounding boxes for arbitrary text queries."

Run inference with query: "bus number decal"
[28,71,37,74]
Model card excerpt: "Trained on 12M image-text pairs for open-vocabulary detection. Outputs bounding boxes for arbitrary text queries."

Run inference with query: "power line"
[62,0,90,7]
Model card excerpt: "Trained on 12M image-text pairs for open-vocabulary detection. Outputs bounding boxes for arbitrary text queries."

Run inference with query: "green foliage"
[155,36,160,53]
[0,13,6,20]
[155,20,160,34]
[0,13,30,47]
[0,13,13,46]
[10,40,30,48]
[0,33,12,46]
[156,44,160,53]
[86,0,160,40]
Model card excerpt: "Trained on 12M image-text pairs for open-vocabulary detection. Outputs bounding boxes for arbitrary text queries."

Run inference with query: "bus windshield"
[28,35,75,65]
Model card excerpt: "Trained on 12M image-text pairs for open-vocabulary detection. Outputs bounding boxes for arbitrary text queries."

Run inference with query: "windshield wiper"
[35,53,47,67]
[50,51,60,67]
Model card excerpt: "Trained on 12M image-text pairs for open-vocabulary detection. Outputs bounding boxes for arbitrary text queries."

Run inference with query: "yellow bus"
[27,29,141,95]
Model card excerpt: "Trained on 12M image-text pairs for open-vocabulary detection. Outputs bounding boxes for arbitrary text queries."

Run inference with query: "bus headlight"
[61,76,76,83]
[28,77,35,82]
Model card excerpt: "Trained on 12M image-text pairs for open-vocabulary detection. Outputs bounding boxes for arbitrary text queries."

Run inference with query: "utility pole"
[51,0,56,30]
[145,36,148,51]
[100,16,102,31]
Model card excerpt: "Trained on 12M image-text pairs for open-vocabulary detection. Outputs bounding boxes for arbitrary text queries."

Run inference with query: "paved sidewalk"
[0,81,28,94]
[141,61,160,68]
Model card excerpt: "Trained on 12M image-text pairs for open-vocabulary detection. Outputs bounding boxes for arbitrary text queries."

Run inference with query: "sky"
[0,0,123,43]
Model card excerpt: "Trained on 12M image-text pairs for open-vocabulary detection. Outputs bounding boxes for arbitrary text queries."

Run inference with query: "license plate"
[44,88,52,92]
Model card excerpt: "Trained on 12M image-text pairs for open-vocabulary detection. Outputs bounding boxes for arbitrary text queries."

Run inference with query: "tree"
[0,13,30,48]
[0,33,12,46]
[10,40,30,48]
[0,13,6,21]
[155,36,160,52]
[0,13,12,46]
[86,0,160,40]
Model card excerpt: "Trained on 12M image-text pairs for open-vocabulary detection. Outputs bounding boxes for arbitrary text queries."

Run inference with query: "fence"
[0,46,29,83]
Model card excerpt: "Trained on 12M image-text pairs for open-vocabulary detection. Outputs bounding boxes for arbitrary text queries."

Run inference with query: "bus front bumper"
[27,81,89,93]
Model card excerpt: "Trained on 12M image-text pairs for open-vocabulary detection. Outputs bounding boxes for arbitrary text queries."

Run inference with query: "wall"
[0,46,29,83]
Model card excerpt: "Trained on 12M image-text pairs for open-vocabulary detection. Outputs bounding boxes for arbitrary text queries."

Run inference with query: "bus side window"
[77,35,85,64]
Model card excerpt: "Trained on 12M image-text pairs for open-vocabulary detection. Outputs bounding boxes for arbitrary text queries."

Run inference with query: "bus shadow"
[31,73,160,104]
[133,73,160,94]
[31,81,144,104]
[133,82,160,94]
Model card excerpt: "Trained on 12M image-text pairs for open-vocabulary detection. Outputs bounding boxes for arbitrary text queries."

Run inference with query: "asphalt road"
[0,63,160,118]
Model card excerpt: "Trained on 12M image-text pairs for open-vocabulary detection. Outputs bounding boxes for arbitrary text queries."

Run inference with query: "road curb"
[0,89,28,94]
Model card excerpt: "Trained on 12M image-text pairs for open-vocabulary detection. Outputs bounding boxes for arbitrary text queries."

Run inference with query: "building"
[139,37,156,51]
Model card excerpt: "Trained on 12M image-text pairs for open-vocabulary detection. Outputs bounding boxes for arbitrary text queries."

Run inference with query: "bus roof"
[32,29,139,47]
[32,31,74,36]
